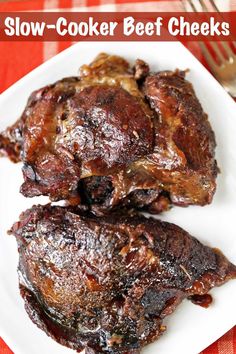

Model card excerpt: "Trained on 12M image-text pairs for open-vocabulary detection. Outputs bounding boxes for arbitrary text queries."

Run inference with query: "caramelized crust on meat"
[78,69,217,214]
[1,54,153,201]
[142,70,218,206]
[0,53,217,213]
[11,205,236,354]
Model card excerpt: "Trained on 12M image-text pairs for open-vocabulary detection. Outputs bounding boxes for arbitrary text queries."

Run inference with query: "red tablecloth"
[0,1,235,353]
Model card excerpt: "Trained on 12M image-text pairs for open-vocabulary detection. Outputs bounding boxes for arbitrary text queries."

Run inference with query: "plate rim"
[0,40,235,354]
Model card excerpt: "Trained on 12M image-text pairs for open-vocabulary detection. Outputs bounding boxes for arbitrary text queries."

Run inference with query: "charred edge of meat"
[78,176,114,206]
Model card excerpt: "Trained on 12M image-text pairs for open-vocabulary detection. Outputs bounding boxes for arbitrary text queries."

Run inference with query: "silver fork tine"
[209,0,219,12]
[199,0,208,11]
[199,0,236,59]
[183,0,236,96]
[188,0,197,12]
[185,0,236,62]
[184,0,217,67]
[181,0,188,11]
[199,42,217,69]
[210,42,225,64]
[182,0,197,12]
[221,42,235,61]
[209,0,236,58]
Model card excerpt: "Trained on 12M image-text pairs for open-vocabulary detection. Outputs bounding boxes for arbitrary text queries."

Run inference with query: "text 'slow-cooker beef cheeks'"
[10,205,236,354]
[0,53,218,212]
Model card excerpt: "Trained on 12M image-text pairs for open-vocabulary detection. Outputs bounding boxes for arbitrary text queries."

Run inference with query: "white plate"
[0,42,236,354]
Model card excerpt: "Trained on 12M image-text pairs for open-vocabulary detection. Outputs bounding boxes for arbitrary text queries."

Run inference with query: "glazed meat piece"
[79,69,217,213]
[0,53,154,201]
[11,205,236,353]
[142,70,218,207]
[0,53,217,213]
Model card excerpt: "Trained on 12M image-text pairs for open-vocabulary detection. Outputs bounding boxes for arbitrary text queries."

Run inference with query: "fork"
[183,0,236,97]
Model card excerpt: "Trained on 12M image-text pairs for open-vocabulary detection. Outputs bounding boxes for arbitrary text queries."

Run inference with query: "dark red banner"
[0,12,235,41]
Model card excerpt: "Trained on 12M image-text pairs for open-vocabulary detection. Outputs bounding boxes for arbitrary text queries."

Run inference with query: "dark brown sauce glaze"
[10,205,236,353]
[0,53,217,215]
[188,294,213,308]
